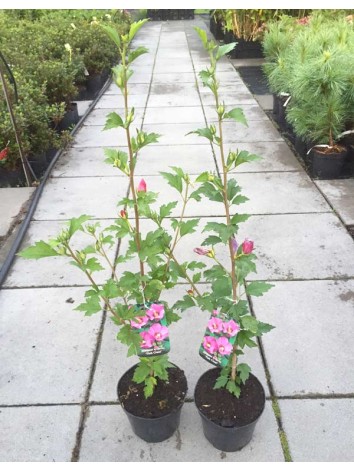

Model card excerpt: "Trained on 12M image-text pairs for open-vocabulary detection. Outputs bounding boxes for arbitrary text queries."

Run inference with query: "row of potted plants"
[210,9,311,58]
[19,22,274,451]
[263,11,354,179]
[0,9,130,184]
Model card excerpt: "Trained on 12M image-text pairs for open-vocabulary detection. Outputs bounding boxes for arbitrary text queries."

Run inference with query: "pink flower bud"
[193,247,214,257]
[193,247,209,256]
[120,209,127,218]
[231,237,238,254]
[137,178,147,192]
[242,239,254,255]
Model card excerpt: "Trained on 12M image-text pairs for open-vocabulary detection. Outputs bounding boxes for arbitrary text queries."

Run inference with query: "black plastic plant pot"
[232,38,263,59]
[0,167,25,188]
[311,147,348,180]
[86,74,102,97]
[272,94,279,117]
[58,103,79,131]
[294,135,308,159]
[194,369,265,452]
[28,152,48,176]
[117,364,187,443]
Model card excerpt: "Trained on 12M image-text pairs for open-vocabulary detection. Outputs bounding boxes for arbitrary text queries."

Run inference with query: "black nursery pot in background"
[58,103,79,132]
[117,363,187,443]
[310,147,348,180]
[194,368,265,452]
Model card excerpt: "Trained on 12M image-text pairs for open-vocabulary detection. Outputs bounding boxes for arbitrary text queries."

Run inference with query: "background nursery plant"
[19,19,205,442]
[177,28,275,451]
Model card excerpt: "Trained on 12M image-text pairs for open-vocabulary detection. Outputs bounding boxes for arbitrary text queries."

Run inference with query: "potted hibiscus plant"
[174,28,275,452]
[19,19,204,443]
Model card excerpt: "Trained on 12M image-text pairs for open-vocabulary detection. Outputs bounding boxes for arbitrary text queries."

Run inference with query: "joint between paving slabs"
[247,293,293,462]
[70,237,123,461]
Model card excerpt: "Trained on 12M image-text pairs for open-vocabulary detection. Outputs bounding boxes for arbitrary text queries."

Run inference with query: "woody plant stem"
[121,45,145,281]
[210,58,238,381]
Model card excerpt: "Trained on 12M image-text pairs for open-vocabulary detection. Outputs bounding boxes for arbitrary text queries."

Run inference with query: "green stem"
[66,244,127,325]
[122,45,145,283]
[162,182,189,281]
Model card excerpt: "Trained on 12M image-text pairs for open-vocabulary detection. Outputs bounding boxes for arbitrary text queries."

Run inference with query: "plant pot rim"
[194,368,266,430]
[117,362,187,421]
[312,144,347,155]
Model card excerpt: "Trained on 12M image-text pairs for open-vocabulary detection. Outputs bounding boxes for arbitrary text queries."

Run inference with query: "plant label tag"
[199,311,239,367]
[131,303,170,357]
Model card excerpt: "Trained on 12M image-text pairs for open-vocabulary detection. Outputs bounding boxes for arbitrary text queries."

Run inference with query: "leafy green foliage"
[224,107,248,126]
[128,46,148,63]
[246,281,274,297]
[216,42,237,60]
[18,241,59,259]
[103,112,124,130]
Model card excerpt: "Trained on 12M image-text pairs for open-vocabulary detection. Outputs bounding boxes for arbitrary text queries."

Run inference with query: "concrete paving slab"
[0,287,101,404]
[33,176,128,220]
[142,123,205,145]
[210,120,283,143]
[154,63,194,74]
[117,214,354,281]
[253,280,354,396]
[95,93,148,109]
[105,83,150,95]
[0,188,35,238]
[225,142,302,173]
[231,58,265,67]
[148,93,201,107]
[200,82,252,96]
[152,72,197,83]
[233,172,330,214]
[128,171,328,217]
[150,82,198,96]
[237,213,354,280]
[52,147,124,177]
[255,95,273,111]
[144,106,205,124]
[79,402,282,461]
[280,399,354,461]
[4,220,117,287]
[128,73,153,84]
[90,285,268,402]
[0,405,81,461]
[73,125,130,148]
[127,175,223,217]
[201,92,258,106]
[315,179,354,226]
[84,107,144,127]
[134,144,216,175]
[203,104,268,123]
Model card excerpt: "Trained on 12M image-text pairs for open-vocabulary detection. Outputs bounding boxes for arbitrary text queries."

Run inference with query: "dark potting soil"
[236,66,270,96]
[118,365,187,419]
[195,368,265,428]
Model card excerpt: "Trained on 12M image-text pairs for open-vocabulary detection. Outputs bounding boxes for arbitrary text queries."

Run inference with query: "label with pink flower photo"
[131,302,170,357]
[199,311,240,367]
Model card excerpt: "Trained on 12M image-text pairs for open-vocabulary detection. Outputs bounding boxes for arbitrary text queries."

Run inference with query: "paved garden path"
[1,18,354,462]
